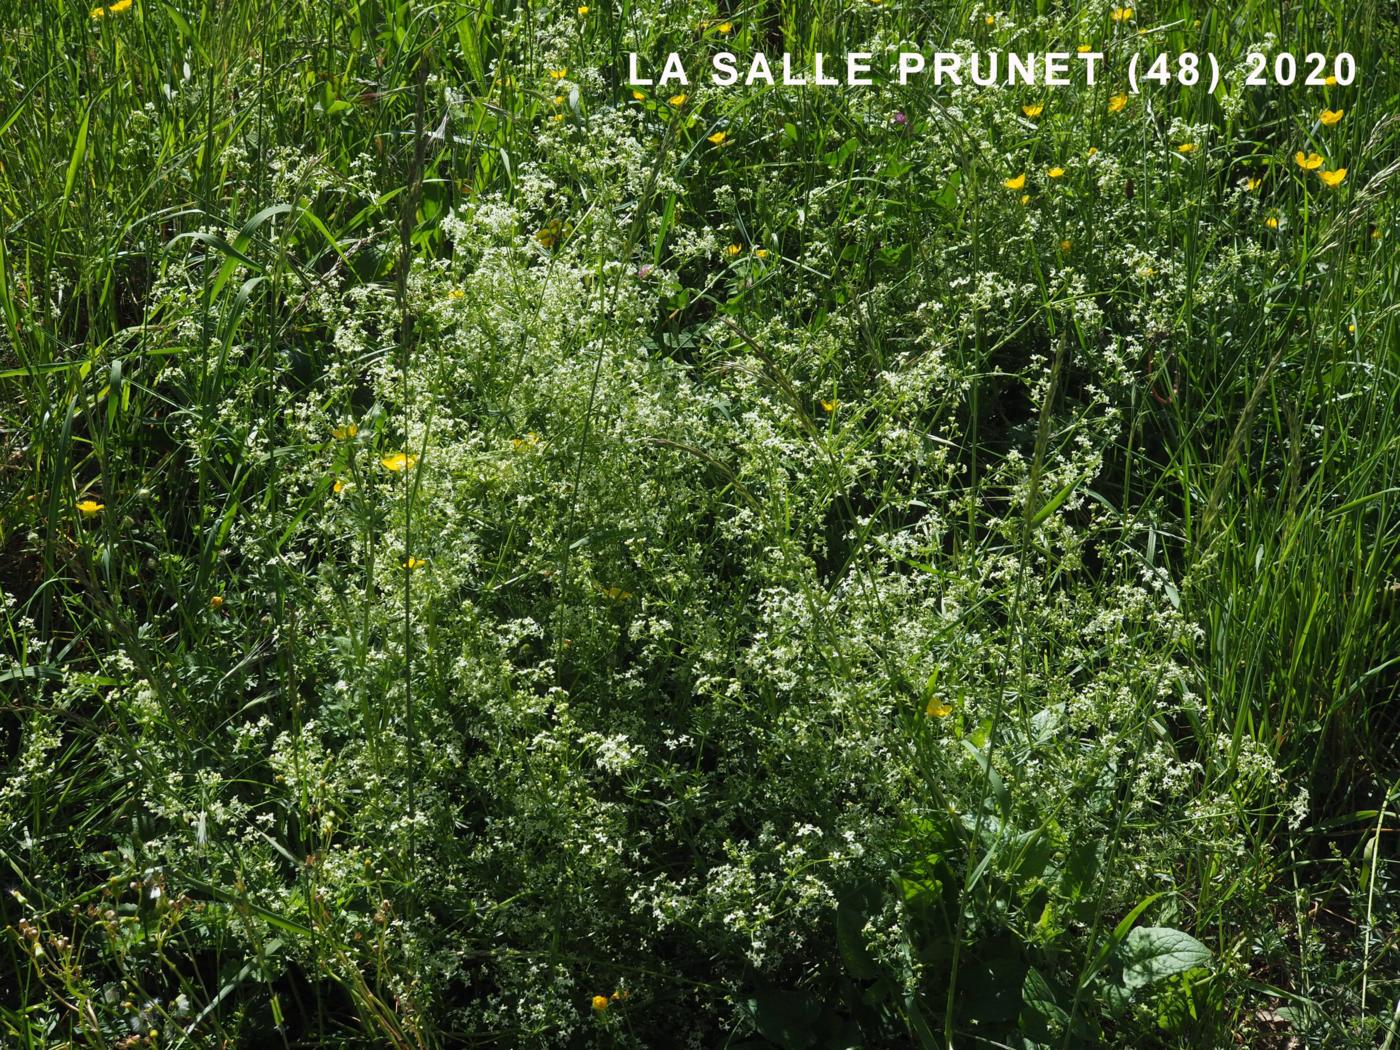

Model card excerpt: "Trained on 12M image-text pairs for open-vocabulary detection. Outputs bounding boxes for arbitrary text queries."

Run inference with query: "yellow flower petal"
[668,93,687,107]
[925,698,953,717]
[707,130,727,145]
[1108,93,1128,113]
[1319,108,1344,126]
[1176,142,1197,153]
[1021,103,1044,117]
[548,68,568,79]
[1110,6,1133,21]
[1294,151,1324,170]
[536,218,569,248]
[76,499,104,516]
[380,452,419,472]
[1317,167,1347,187]
[1047,166,1065,178]
[1003,173,1026,190]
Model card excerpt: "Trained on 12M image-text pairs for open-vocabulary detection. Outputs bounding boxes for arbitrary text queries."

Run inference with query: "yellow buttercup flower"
[403,557,426,570]
[1021,102,1044,117]
[820,399,838,413]
[1108,93,1128,113]
[1319,108,1344,126]
[1077,44,1093,53]
[707,131,727,145]
[668,93,687,106]
[511,432,541,450]
[1176,143,1197,153]
[1087,147,1098,157]
[1317,167,1347,187]
[333,478,347,493]
[448,288,465,300]
[577,4,589,13]
[1246,177,1262,191]
[536,218,569,248]
[1019,193,1030,206]
[726,243,742,256]
[1003,173,1026,190]
[1059,239,1072,252]
[380,452,418,472]
[1110,6,1133,21]
[985,14,996,25]
[1047,166,1065,178]
[632,90,646,100]
[926,697,953,717]
[76,499,104,516]
[548,68,568,79]
[91,0,132,14]
[1265,216,1279,229]
[592,995,610,1012]
[717,21,733,33]
[331,423,358,440]
[754,248,769,258]
[1294,151,1324,170]
[209,595,224,609]
[1324,74,1337,85]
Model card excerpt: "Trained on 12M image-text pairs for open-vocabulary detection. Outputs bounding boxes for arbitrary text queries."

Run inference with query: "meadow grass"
[1,0,1398,1046]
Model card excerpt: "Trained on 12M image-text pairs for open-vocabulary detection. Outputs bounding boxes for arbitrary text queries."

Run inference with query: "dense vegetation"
[2,0,1398,1045]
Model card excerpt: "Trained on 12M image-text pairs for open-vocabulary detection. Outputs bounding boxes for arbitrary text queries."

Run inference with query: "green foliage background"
[1,0,1398,1046]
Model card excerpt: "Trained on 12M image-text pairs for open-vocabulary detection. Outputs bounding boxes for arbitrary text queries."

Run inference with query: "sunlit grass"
[1,0,1398,1046]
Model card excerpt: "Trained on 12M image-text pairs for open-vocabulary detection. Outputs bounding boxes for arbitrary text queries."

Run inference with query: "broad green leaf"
[1119,927,1212,990]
